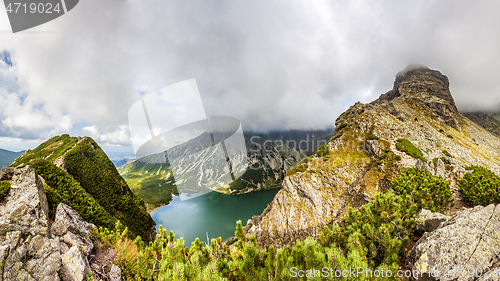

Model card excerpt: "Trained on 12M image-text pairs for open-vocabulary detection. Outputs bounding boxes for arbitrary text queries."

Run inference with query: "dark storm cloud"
[0,0,499,147]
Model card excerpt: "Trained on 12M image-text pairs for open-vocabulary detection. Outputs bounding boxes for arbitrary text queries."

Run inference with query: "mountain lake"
[150,188,280,246]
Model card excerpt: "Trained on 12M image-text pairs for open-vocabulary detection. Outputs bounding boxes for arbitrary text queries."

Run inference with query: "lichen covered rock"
[407,204,500,280]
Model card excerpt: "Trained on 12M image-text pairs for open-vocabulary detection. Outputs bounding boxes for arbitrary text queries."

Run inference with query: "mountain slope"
[10,134,156,240]
[463,111,500,137]
[247,65,500,248]
[0,148,22,168]
[119,129,334,211]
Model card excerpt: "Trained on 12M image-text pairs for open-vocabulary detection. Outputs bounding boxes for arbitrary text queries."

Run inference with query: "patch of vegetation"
[367,135,380,140]
[29,158,116,228]
[447,134,454,139]
[395,155,402,161]
[10,134,78,167]
[63,138,155,240]
[379,153,388,160]
[439,129,445,133]
[432,157,450,165]
[314,144,329,157]
[336,123,348,131]
[0,181,11,200]
[459,166,500,206]
[395,138,427,162]
[391,168,453,212]
[442,150,453,158]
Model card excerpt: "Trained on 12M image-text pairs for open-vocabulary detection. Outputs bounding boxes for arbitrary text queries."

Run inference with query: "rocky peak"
[376,65,462,130]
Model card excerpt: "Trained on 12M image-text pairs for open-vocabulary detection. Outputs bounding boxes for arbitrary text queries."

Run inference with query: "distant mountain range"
[119,128,335,211]
[0,148,23,168]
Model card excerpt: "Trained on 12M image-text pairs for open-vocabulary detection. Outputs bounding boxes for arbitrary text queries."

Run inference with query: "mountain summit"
[376,65,462,130]
[247,65,500,248]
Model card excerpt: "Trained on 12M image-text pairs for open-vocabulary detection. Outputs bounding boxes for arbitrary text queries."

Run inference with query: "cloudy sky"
[1,0,500,153]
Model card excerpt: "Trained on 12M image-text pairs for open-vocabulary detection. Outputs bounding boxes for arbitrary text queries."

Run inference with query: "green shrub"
[442,150,453,158]
[395,155,402,161]
[63,138,155,240]
[0,181,10,200]
[10,134,78,167]
[391,168,454,212]
[29,158,116,228]
[336,123,348,131]
[439,129,445,133]
[459,166,500,206]
[367,135,380,140]
[320,190,418,268]
[314,144,329,157]
[447,134,454,139]
[395,139,427,162]
[379,153,388,160]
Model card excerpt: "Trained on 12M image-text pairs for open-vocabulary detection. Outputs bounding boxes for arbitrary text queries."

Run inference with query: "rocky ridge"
[247,66,500,248]
[0,166,121,281]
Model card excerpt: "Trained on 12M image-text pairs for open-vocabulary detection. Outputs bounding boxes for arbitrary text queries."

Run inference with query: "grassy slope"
[11,134,155,240]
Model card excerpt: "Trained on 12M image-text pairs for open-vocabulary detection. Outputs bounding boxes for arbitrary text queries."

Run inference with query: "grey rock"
[435,158,446,177]
[0,168,15,181]
[415,209,450,233]
[61,246,90,281]
[63,231,93,256]
[407,204,500,281]
[51,203,95,237]
[108,264,122,281]
[416,159,434,175]
[365,139,383,157]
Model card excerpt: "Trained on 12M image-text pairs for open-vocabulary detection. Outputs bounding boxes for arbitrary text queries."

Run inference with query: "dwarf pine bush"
[391,168,454,212]
[459,166,500,206]
[0,181,10,200]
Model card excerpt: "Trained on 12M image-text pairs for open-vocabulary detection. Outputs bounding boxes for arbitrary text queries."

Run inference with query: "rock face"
[378,65,462,131]
[407,204,500,281]
[0,167,121,281]
[415,209,450,234]
[248,66,500,248]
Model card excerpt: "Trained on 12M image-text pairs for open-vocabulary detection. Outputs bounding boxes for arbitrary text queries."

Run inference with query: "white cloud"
[1,0,500,151]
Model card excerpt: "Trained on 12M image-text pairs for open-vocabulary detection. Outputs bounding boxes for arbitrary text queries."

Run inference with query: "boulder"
[0,167,60,281]
[365,139,383,157]
[435,158,446,177]
[51,203,96,237]
[0,167,15,181]
[415,209,450,233]
[407,204,500,280]
[416,159,434,175]
[63,231,93,256]
[61,246,90,281]
[108,264,122,281]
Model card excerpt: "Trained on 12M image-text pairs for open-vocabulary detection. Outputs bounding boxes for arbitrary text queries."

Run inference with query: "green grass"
[0,181,10,200]
[10,134,78,167]
[396,138,427,162]
[336,123,348,131]
[442,150,453,158]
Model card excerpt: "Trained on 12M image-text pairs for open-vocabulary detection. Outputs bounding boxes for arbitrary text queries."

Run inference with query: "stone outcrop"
[0,167,121,281]
[248,66,500,248]
[407,204,500,281]
[415,209,450,234]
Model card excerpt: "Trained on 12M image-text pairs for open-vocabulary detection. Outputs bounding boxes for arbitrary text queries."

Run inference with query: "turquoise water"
[150,188,280,246]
